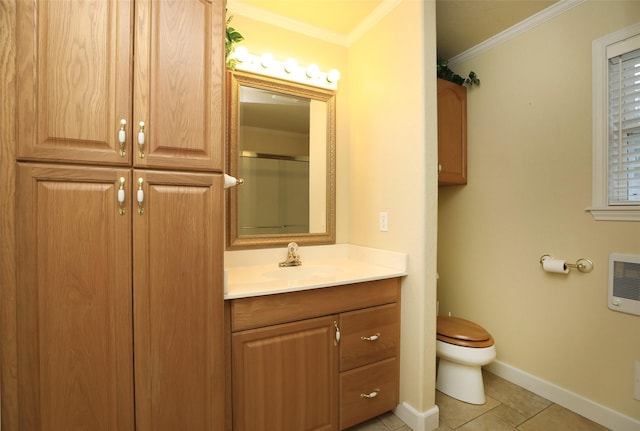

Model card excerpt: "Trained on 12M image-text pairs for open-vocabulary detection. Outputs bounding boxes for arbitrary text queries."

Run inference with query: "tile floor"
[346,370,611,431]
[345,411,412,431]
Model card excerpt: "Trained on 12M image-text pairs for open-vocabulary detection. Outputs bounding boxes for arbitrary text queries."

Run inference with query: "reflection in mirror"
[226,70,336,249]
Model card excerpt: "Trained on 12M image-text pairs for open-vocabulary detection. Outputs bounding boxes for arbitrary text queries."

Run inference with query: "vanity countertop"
[224,244,407,300]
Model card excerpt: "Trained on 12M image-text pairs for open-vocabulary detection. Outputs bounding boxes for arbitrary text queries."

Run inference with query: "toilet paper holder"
[539,255,594,273]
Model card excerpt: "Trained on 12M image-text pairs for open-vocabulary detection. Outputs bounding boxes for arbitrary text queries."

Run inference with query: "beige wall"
[438,0,640,420]
[230,0,440,416]
[349,0,438,413]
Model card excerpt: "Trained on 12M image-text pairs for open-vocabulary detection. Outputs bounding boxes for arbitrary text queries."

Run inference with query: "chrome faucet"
[279,242,302,267]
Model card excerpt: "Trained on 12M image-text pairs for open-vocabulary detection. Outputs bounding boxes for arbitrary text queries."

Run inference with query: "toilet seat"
[436,316,496,404]
[437,316,494,348]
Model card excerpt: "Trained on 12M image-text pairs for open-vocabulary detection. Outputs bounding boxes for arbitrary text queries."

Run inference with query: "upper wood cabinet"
[16,0,224,171]
[437,78,467,186]
[16,0,132,166]
[133,0,224,170]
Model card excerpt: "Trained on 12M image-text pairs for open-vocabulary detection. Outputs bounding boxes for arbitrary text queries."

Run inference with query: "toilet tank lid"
[437,316,492,342]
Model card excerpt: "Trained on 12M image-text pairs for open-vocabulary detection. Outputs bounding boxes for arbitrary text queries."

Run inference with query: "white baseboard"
[486,360,640,431]
[393,402,439,431]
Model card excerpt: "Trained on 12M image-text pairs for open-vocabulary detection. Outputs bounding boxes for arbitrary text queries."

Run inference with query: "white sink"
[262,265,343,281]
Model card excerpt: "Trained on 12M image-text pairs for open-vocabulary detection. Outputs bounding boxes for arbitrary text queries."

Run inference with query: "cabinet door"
[437,78,467,185]
[16,0,133,165]
[15,163,134,431]
[133,0,225,171]
[232,316,340,431]
[133,170,224,431]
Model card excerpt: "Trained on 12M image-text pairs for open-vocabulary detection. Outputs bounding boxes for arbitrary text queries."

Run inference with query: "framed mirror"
[226,70,336,249]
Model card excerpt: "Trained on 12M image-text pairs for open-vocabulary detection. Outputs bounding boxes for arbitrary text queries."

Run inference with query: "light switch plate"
[379,212,389,232]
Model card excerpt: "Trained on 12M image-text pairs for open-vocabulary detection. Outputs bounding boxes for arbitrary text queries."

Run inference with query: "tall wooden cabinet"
[11,0,226,430]
[437,78,467,186]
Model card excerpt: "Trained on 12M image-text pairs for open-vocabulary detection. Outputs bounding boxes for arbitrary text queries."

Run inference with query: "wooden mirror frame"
[226,70,336,249]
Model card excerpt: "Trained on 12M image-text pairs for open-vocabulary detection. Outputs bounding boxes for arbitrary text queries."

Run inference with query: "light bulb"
[284,58,298,74]
[327,69,341,83]
[306,64,319,79]
[233,46,249,63]
[260,52,274,69]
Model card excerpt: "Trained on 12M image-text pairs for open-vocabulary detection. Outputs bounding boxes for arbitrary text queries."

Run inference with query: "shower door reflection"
[239,153,310,235]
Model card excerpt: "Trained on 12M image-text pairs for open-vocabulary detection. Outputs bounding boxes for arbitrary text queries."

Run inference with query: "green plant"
[437,58,480,86]
[226,12,244,70]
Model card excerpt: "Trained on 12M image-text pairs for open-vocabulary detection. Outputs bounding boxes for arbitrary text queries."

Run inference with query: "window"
[589,24,640,221]
[609,46,640,204]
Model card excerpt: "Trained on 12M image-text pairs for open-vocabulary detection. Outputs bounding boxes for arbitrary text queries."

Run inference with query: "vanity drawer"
[339,357,399,430]
[230,278,400,332]
[340,303,399,371]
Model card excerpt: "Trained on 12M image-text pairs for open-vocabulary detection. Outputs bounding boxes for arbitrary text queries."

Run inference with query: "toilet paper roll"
[542,258,569,274]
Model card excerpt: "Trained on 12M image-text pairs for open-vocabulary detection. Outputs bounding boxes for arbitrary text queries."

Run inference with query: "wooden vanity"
[227,277,401,431]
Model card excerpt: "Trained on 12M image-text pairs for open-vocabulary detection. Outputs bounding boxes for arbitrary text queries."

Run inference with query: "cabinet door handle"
[333,321,340,345]
[117,177,126,215]
[360,389,380,399]
[137,178,145,215]
[360,333,380,342]
[137,121,146,158]
[438,163,442,174]
[118,120,127,157]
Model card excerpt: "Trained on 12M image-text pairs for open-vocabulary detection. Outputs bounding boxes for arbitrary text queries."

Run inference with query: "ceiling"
[233,0,558,59]
[435,0,558,59]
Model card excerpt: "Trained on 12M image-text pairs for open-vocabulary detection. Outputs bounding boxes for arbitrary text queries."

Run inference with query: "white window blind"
[608,47,640,205]
[590,25,640,220]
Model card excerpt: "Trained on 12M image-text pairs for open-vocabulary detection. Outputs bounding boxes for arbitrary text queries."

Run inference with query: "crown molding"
[448,0,586,66]
[227,0,348,46]
[347,0,403,46]
[228,0,587,59]
[227,0,403,47]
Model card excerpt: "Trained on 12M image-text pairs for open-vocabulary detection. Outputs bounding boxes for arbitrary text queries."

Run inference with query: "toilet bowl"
[436,316,496,405]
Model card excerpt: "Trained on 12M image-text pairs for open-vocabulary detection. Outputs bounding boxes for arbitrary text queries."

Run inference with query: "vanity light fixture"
[260,52,274,69]
[305,63,319,79]
[234,46,250,63]
[284,58,298,74]
[327,69,341,84]
[230,47,340,90]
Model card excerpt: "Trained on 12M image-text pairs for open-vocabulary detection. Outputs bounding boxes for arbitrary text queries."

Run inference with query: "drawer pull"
[361,333,380,342]
[360,389,380,399]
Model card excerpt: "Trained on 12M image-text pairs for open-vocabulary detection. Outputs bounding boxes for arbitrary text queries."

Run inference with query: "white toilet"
[436,315,496,404]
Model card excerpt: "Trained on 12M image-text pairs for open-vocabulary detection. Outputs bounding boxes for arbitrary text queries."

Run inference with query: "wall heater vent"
[609,253,640,316]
